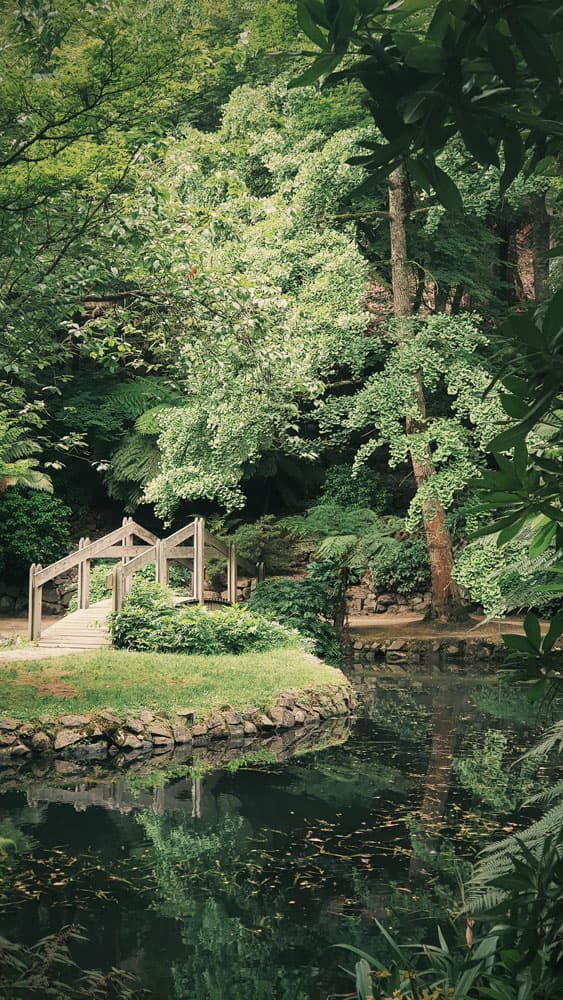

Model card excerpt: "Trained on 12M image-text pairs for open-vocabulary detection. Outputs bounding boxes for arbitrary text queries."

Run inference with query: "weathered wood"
[28,564,37,640]
[77,537,91,610]
[227,543,237,604]
[35,521,157,585]
[204,529,229,558]
[121,544,157,579]
[167,546,194,560]
[155,540,167,585]
[162,521,196,552]
[194,517,205,603]
[95,544,157,558]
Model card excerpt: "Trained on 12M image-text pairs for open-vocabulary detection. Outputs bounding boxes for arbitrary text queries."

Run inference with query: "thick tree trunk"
[388,165,462,620]
[530,191,550,301]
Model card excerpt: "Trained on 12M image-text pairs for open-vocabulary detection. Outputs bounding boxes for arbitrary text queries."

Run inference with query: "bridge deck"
[38,599,112,651]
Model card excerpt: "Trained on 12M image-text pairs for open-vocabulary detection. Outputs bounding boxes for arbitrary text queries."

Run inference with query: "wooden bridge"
[28,517,264,646]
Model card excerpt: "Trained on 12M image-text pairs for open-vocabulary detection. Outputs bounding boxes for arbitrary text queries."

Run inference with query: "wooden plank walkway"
[38,598,112,651]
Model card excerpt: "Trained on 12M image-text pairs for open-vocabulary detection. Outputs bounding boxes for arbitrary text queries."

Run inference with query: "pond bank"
[0,649,355,762]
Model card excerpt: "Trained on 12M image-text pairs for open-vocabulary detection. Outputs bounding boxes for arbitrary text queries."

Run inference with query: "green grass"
[0,647,346,722]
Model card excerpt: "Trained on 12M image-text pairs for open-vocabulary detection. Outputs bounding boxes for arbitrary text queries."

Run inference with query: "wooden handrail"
[35,521,159,586]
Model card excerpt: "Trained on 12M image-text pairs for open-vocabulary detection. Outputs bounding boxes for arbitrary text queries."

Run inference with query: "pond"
[0,672,544,999]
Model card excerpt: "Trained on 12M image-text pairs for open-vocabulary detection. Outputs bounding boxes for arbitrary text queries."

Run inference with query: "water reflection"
[0,674,542,999]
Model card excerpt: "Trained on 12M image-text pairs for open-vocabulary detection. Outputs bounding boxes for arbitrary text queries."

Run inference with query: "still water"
[0,674,542,999]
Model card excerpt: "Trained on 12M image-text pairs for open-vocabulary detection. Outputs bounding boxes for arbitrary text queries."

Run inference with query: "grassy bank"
[0,647,346,721]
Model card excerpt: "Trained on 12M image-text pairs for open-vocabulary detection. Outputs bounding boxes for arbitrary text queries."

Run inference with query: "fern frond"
[524,775,563,808]
[522,720,563,759]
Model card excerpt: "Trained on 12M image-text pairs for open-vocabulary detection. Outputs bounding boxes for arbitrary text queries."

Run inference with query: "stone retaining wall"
[349,636,501,668]
[0,682,356,763]
[0,574,76,616]
[346,581,432,616]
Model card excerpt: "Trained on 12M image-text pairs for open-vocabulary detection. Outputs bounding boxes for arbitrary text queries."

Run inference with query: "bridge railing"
[29,516,265,638]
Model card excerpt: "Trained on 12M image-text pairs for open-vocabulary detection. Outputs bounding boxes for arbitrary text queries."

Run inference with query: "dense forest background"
[1,0,560,623]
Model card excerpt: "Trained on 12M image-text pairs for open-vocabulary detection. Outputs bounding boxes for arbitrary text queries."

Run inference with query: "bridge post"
[28,563,43,640]
[227,543,237,604]
[111,565,124,613]
[193,517,205,604]
[122,516,134,594]
[154,539,167,586]
[77,537,91,610]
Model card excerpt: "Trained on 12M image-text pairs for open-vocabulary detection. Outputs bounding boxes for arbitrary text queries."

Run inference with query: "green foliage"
[370,539,430,597]
[0,396,52,493]
[453,730,537,813]
[222,516,302,575]
[293,0,563,210]
[247,576,340,662]
[0,925,145,999]
[0,488,71,579]
[454,533,558,618]
[111,579,297,654]
[320,464,387,512]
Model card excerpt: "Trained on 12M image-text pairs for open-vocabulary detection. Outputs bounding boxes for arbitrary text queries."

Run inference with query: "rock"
[113,729,143,750]
[293,709,306,725]
[147,721,174,739]
[388,640,406,651]
[208,722,229,740]
[192,723,208,738]
[98,710,121,726]
[0,596,15,612]
[172,725,192,744]
[176,709,195,722]
[152,736,175,748]
[139,710,154,724]
[17,723,34,737]
[54,729,84,751]
[277,691,296,710]
[125,718,144,734]
[31,731,52,753]
[254,714,275,730]
[60,714,90,728]
[243,720,257,736]
[0,733,17,747]
[206,712,227,731]
[222,710,242,726]
[0,717,20,732]
[10,742,30,756]
[228,725,245,739]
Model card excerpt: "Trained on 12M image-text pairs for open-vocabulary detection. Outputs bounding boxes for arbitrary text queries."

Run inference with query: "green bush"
[320,464,387,512]
[369,539,430,596]
[247,576,341,663]
[453,535,558,616]
[0,487,71,579]
[111,579,297,654]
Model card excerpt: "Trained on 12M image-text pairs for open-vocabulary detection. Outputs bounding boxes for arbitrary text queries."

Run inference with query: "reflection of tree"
[138,809,314,1000]
[409,694,458,884]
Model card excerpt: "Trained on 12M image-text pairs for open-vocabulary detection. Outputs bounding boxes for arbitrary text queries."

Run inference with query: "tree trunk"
[388,165,462,620]
[530,191,550,302]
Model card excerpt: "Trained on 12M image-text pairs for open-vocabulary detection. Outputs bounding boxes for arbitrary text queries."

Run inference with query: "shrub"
[369,539,430,597]
[320,463,387,512]
[247,576,341,663]
[0,487,71,579]
[111,579,297,654]
[453,535,558,617]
